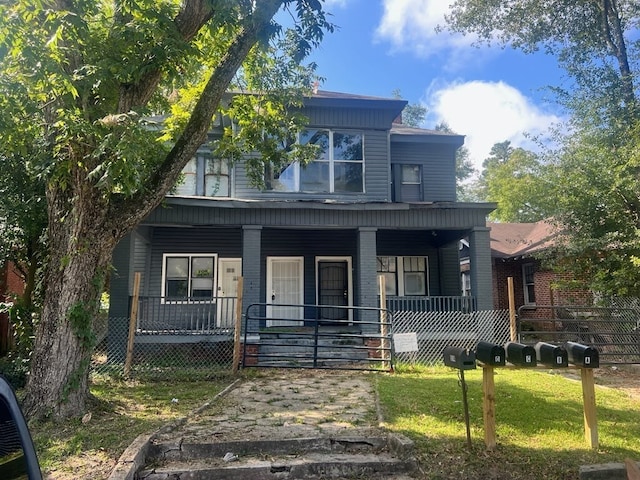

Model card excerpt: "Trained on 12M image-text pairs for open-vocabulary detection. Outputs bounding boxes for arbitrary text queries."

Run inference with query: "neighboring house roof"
[489,220,560,259]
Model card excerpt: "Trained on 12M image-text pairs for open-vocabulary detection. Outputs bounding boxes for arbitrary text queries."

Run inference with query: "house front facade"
[107,91,495,357]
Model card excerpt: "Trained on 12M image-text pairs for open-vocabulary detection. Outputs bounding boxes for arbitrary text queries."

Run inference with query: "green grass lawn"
[29,374,232,479]
[377,365,640,479]
[26,366,639,480]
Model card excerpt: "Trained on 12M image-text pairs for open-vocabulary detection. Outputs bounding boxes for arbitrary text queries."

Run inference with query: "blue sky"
[305,0,567,172]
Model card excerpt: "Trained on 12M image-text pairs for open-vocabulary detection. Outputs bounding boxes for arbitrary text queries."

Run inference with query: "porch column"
[242,225,262,333]
[107,233,134,363]
[469,226,493,311]
[357,227,378,334]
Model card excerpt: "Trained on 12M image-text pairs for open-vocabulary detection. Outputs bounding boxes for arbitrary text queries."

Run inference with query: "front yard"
[27,365,640,479]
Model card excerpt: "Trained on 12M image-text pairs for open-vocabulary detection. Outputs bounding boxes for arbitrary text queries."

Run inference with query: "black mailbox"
[505,342,537,367]
[475,341,505,366]
[535,342,568,367]
[443,346,476,370]
[565,341,600,368]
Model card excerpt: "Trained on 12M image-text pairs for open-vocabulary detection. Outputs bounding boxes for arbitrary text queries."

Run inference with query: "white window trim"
[161,253,218,304]
[267,129,365,194]
[377,256,430,296]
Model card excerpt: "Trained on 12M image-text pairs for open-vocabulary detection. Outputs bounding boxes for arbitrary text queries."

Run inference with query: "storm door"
[216,258,241,328]
[316,258,352,324]
[266,257,304,327]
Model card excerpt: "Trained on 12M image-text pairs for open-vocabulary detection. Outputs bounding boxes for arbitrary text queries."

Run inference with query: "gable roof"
[489,220,560,259]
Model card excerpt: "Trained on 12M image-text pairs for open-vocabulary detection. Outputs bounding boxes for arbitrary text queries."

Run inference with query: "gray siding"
[390,143,456,202]
[260,229,358,306]
[146,227,242,297]
[377,230,441,296]
[146,201,492,231]
[438,242,462,296]
[233,107,392,202]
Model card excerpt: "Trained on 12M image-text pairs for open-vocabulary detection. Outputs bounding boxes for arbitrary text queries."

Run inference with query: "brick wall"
[491,257,592,319]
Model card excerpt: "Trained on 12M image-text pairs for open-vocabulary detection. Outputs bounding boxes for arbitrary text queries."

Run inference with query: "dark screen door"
[318,261,348,322]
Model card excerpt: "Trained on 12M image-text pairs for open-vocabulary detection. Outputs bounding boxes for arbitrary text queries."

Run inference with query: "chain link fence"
[91,317,235,380]
[391,310,511,365]
[518,305,640,365]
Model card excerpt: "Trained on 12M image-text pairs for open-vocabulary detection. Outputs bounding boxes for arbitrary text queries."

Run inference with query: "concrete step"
[139,452,416,479]
[141,435,417,479]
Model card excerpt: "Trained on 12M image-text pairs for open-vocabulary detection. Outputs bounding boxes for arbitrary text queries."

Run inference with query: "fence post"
[124,272,141,378]
[232,277,244,374]
[378,275,389,369]
[508,277,517,341]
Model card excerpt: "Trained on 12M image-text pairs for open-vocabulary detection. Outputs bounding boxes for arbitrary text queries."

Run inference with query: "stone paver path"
[153,369,383,445]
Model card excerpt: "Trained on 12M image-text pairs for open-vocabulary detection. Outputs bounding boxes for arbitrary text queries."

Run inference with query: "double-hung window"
[174,153,230,197]
[376,257,397,296]
[522,263,536,305]
[163,254,217,301]
[265,129,364,193]
[376,256,429,296]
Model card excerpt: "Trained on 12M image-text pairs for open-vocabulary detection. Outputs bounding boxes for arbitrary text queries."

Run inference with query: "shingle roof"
[488,220,560,259]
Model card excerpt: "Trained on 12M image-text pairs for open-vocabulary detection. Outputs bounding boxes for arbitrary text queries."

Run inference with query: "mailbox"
[505,342,537,367]
[443,346,476,370]
[475,341,505,366]
[535,342,568,367]
[565,341,599,368]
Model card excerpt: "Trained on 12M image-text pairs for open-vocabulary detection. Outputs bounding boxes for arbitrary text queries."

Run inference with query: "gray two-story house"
[107,91,495,359]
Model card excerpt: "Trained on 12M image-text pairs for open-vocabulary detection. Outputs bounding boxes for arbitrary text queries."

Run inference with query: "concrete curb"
[580,461,640,480]
[107,378,241,480]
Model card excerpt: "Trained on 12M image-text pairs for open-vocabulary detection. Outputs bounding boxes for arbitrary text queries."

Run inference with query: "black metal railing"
[385,295,476,313]
[133,296,238,334]
[242,303,394,371]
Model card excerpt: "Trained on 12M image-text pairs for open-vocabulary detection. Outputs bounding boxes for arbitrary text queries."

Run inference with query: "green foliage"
[447,1,640,295]
[434,122,476,199]
[477,141,555,222]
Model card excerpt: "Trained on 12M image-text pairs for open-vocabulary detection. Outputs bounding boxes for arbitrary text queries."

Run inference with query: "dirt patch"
[593,364,640,400]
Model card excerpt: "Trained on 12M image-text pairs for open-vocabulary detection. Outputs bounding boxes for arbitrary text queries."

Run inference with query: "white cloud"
[323,0,349,8]
[426,80,561,170]
[375,0,478,59]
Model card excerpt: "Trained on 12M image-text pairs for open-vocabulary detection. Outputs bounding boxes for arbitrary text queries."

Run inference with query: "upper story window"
[265,129,364,193]
[174,153,230,197]
[522,263,536,305]
[162,254,218,301]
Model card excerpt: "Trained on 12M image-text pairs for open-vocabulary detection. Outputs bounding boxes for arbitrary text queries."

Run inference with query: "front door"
[266,257,304,327]
[217,258,241,328]
[317,259,351,323]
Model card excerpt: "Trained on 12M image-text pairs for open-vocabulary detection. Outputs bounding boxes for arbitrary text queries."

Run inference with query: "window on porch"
[162,254,217,301]
[377,256,429,296]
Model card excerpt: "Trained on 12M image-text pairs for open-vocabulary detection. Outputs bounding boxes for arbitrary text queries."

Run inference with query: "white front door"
[266,257,304,327]
[217,258,241,328]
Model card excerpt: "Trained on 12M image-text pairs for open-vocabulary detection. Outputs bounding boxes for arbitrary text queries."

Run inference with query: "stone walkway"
[152,369,384,445]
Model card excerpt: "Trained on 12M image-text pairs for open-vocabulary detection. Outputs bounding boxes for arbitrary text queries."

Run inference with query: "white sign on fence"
[393,332,419,353]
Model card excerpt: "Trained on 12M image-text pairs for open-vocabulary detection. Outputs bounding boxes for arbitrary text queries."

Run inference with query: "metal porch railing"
[242,303,393,371]
[133,296,238,334]
[385,295,476,313]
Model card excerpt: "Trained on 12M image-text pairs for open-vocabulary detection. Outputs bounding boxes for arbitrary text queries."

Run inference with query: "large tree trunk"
[23,184,115,419]
[21,0,288,420]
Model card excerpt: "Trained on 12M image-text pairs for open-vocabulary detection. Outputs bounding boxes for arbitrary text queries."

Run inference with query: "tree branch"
[107,0,283,235]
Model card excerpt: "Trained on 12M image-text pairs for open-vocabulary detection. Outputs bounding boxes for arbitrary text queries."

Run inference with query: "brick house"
[0,262,25,354]
[485,221,592,316]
